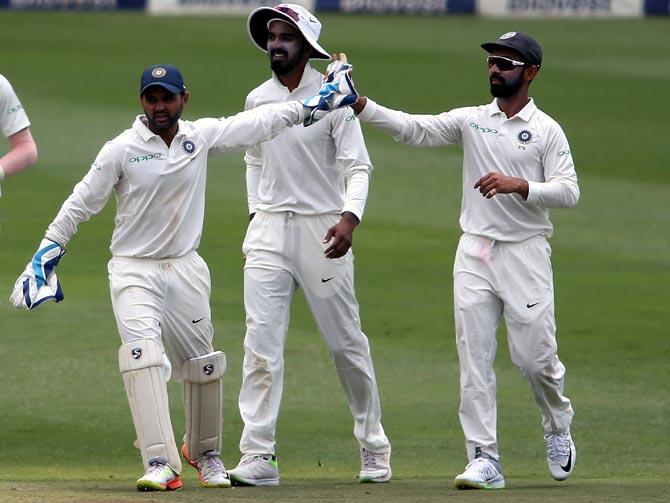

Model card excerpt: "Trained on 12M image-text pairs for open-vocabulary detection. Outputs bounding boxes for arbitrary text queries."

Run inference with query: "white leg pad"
[119,339,182,473]
[182,351,226,460]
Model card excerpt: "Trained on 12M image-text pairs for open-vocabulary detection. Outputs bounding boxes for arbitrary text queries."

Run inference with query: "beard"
[269,47,307,76]
[146,106,183,132]
[490,72,524,98]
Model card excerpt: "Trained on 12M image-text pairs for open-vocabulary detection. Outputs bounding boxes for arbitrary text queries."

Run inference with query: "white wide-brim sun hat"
[247,3,331,60]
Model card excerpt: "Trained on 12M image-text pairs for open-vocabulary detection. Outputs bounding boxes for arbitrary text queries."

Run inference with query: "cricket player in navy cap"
[343,30,579,489]
[10,62,357,491]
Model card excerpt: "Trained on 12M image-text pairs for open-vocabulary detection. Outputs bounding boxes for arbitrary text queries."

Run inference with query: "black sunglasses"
[487,55,528,71]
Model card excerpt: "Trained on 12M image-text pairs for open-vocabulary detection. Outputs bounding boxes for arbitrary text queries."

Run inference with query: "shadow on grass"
[1,478,668,503]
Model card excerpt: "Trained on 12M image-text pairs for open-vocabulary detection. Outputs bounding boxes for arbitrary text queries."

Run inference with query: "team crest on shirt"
[182,139,196,155]
[517,130,533,144]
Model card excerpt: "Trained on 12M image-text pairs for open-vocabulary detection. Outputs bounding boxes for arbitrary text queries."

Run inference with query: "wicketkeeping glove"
[10,238,66,310]
[302,61,358,126]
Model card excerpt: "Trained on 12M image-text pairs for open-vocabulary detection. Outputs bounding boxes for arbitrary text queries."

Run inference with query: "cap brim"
[481,42,524,58]
[140,82,183,95]
[247,7,330,60]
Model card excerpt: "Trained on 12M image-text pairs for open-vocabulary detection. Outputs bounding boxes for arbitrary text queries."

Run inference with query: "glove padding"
[302,61,357,126]
[10,238,66,310]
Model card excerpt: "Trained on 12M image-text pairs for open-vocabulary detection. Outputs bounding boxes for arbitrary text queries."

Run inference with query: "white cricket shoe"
[181,445,231,488]
[136,459,183,491]
[359,447,392,483]
[228,454,280,486]
[545,432,576,481]
[454,457,505,490]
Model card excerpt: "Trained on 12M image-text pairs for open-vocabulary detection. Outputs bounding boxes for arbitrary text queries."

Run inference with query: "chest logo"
[469,122,498,134]
[517,130,533,144]
[182,139,196,155]
[129,153,162,163]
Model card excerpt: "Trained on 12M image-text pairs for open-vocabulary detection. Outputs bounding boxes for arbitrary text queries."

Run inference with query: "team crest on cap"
[182,139,196,155]
[500,31,517,39]
[152,67,167,78]
[517,130,533,144]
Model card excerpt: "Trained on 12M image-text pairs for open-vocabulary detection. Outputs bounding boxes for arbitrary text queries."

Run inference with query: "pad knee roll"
[182,351,226,461]
[119,339,182,472]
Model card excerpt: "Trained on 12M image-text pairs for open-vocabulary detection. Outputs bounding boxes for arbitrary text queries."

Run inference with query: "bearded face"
[266,20,310,76]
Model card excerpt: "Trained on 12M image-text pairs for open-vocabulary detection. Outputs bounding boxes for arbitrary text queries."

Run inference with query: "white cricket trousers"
[454,233,573,462]
[108,251,216,382]
[239,210,390,456]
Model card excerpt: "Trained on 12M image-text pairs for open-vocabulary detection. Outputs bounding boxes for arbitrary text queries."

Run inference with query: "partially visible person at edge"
[0,73,38,229]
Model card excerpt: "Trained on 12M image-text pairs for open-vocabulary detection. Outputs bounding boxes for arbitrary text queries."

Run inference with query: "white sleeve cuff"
[526,180,541,205]
[342,169,370,221]
[357,99,378,123]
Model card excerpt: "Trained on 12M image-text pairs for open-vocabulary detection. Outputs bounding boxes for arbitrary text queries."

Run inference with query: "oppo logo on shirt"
[469,122,498,134]
[129,153,162,163]
[7,105,24,114]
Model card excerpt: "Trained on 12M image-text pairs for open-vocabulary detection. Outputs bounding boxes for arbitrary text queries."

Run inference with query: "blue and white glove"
[10,238,66,310]
[302,60,358,126]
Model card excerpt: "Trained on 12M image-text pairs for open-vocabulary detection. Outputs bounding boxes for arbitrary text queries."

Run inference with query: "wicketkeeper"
[9,63,356,491]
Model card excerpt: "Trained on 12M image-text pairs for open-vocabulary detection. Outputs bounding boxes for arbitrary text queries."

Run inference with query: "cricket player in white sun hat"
[0,73,38,207]
[341,30,579,489]
[9,63,357,491]
[226,3,392,486]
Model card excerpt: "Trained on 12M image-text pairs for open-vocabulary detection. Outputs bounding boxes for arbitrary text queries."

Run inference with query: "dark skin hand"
[474,171,529,200]
[323,211,359,259]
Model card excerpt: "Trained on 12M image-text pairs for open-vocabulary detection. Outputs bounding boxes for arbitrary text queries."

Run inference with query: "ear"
[182,92,190,107]
[525,65,539,82]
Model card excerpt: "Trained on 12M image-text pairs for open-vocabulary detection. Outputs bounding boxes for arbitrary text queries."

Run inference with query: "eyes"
[144,93,178,105]
[267,33,299,43]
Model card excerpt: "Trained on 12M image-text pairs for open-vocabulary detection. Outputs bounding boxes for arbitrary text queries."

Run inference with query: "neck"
[157,129,177,146]
[143,116,178,146]
[277,62,307,92]
[496,94,531,119]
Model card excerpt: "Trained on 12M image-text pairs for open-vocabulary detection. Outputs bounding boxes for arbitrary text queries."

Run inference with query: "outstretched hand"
[302,53,358,126]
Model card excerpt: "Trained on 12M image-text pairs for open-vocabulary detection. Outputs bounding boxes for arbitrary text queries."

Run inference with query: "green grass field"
[0,10,668,503]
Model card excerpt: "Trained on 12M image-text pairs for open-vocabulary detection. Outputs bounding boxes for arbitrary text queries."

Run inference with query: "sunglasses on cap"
[487,55,528,71]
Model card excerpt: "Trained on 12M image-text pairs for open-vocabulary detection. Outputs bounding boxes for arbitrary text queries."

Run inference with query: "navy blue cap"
[140,64,186,95]
[481,31,542,67]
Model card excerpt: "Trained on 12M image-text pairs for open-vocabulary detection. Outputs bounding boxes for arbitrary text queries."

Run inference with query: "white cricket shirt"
[45,102,304,258]
[244,64,372,221]
[358,98,579,242]
[0,74,30,139]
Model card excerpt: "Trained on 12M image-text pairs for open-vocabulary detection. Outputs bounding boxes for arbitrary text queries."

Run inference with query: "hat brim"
[481,42,526,60]
[247,7,331,60]
[140,82,183,95]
